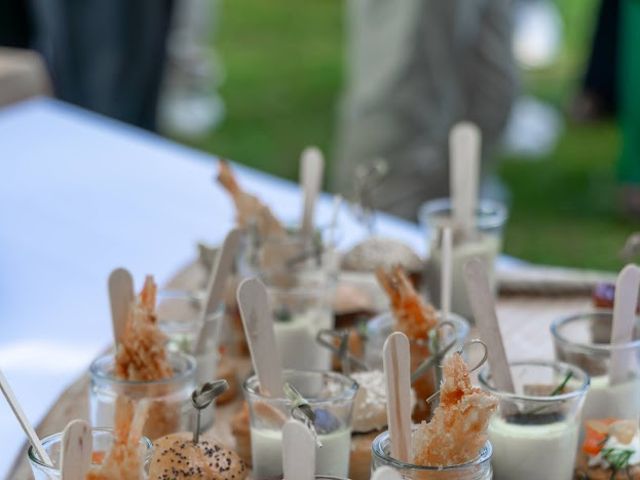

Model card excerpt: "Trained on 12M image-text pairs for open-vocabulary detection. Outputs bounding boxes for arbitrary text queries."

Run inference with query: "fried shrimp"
[412,353,498,467]
[217,160,285,238]
[376,266,438,340]
[114,276,172,381]
[86,398,149,480]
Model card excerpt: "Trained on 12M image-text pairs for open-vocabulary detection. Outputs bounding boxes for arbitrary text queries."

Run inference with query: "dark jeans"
[1,0,174,131]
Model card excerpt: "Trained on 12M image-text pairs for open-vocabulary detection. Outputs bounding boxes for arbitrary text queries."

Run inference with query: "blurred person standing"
[333,0,517,220]
[27,0,175,130]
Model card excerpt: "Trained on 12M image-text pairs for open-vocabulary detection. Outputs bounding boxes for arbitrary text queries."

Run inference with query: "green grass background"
[176,0,639,271]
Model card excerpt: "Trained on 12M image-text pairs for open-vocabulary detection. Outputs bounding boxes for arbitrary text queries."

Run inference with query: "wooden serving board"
[7,260,592,479]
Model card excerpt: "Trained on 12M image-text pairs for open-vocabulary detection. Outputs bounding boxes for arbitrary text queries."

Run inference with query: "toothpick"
[108,268,134,345]
[237,277,284,396]
[440,227,453,323]
[450,122,481,239]
[195,228,241,354]
[282,419,316,480]
[383,332,412,462]
[610,264,640,384]
[463,258,514,393]
[300,146,324,240]
[60,419,92,480]
[0,368,53,466]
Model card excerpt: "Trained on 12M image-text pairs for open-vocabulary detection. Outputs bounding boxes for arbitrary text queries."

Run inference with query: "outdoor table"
[0,98,607,479]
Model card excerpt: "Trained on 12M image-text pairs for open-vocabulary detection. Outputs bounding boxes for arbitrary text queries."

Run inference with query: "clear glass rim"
[89,350,196,386]
[368,310,471,342]
[27,427,153,470]
[418,197,508,230]
[478,359,590,402]
[551,310,640,353]
[243,369,359,406]
[246,222,343,249]
[371,429,493,471]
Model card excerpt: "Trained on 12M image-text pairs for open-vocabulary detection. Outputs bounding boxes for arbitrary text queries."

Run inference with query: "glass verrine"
[90,351,196,440]
[156,289,205,354]
[243,369,358,479]
[263,268,336,371]
[478,360,589,480]
[419,198,508,321]
[28,427,153,479]
[551,310,640,422]
[365,310,470,422]
[371,429,493,479]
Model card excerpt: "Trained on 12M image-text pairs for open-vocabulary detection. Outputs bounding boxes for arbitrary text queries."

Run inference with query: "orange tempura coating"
[86,398,149,480]
[412,353,498,467]
[217,160,285,239]
[376,266,438,341]
[114,276,172,381]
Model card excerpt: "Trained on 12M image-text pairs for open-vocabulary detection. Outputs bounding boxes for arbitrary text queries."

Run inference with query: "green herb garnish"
[524,371,573,416]
[602,447,634,478]
[274,307,292,322]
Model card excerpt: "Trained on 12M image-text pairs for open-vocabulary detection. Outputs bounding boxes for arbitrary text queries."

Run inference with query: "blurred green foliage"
[174,0,638,271]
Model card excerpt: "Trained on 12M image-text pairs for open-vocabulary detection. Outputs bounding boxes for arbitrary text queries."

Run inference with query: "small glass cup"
[364,311,470,370]
[27,427,153,479]
[156,289,205,354]
[551,310,640,422]
[371,429,493,479]
[365,310,470,422]
[243,369,358,479]
[90,351,196,440]
[265,271,335,371]
[419,198,508,321]
[478,360,589,480]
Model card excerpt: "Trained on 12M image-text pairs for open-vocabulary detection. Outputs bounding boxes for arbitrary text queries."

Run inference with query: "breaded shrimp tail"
[376,265,438,340]
[412,353,498,467]
[217,160,285,238]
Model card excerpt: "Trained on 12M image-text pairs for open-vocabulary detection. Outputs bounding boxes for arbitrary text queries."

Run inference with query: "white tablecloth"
[0,98,437,476]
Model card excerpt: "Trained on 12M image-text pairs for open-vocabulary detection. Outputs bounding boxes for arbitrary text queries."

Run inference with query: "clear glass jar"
[365,310,469,422]
[27,427,153,479]
[243,369,358,479]
[551,310,640,422]
[265,270,335,371]
[478,360,589,480]
[89,351,196,440]
[419,198,508,321]
[156,289,205,354]
[371,429,493,479]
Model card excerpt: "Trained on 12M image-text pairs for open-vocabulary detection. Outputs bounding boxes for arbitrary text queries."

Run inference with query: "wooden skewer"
[237,277,284,396]
[383,331,412,462]
[463,258,514,393]
[300,146,324,240]
[108,267,134,345]
[60,419,92,480]
[610,264,640,384]
[282,419,316,480]
[0,368,53,466]
[195,228,241,354]
[450,122,481,240]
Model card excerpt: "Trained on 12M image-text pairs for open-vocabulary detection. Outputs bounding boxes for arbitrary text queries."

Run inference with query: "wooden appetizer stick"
[0,368,53,466]
[441,226,453,321]
[60,419,92,480]
[108,267,134,344]
[383,331,412,462]
[300,146,324,240]
[237,277,284,396]
[195,228,241,354]
[450,122,481,239]
[463,258,515,393]
[372,466,403,480]
[282,419,316,480]
[610,264,640,384]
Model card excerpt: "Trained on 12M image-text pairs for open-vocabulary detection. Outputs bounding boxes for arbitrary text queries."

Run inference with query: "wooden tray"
[7,261,593,479]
